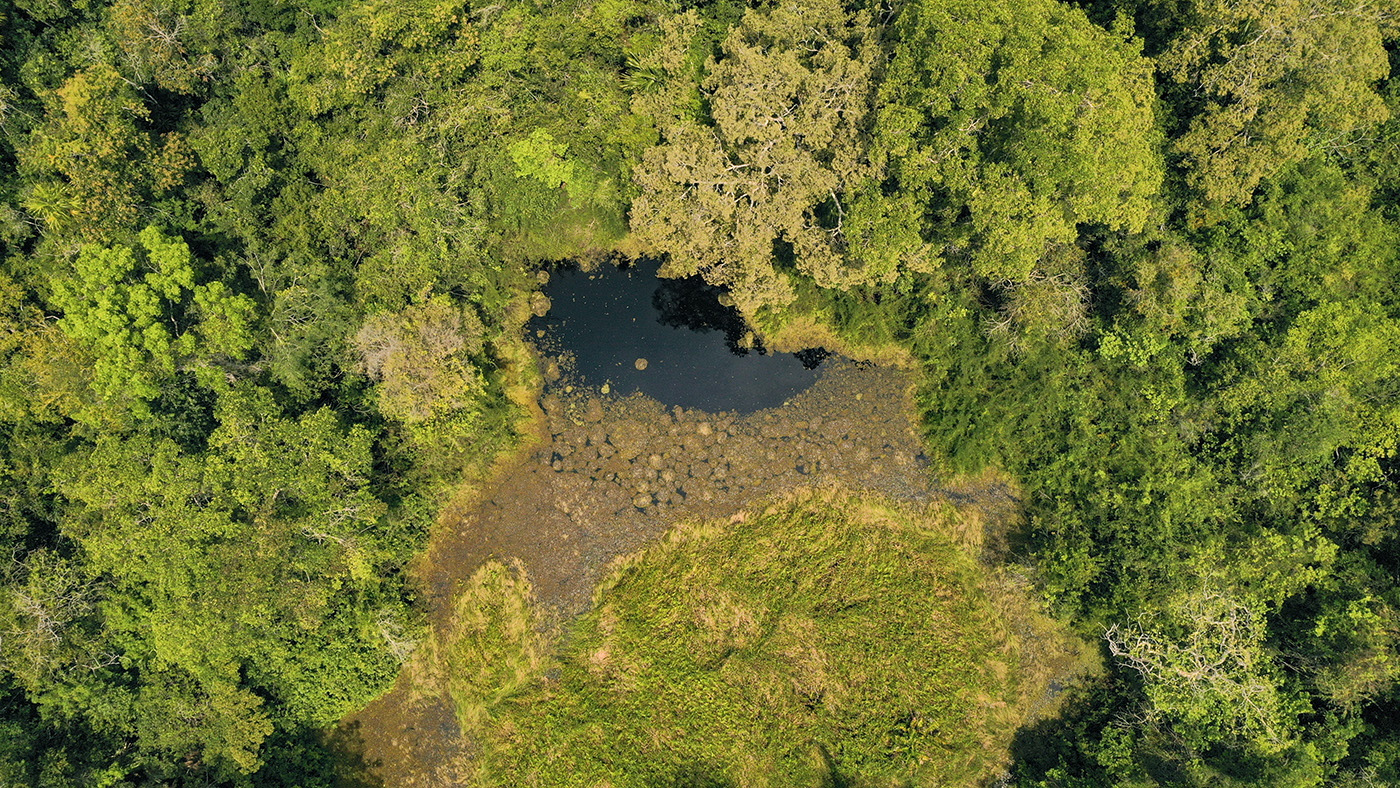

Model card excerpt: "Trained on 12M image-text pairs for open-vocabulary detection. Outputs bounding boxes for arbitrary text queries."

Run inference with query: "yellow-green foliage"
[443,559,546,731]
[462,489,1043,787]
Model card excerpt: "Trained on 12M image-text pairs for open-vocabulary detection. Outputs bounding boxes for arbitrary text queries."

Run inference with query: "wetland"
[343,262,1045,787]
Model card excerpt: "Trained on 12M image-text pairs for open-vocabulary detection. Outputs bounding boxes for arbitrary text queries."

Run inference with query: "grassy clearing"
[442,560,548,731]
[444,487,1085,787]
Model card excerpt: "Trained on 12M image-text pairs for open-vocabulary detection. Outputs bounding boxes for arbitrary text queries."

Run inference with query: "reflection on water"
[651,271,752,354]
[530,259,829,412]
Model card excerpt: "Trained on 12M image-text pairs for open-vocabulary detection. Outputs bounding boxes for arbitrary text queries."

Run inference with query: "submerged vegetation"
[0,0,1395,785]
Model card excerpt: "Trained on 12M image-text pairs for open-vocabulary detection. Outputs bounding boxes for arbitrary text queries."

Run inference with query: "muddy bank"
[344,360,954,786]
[425,360,935,617]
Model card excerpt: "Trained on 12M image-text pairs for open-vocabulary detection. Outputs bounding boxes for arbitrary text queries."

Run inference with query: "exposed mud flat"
[427,359,935,616]
[343,359,965,786]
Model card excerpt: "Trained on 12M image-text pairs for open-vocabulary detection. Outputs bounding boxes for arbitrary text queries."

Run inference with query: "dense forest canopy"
[0,0,1396,785]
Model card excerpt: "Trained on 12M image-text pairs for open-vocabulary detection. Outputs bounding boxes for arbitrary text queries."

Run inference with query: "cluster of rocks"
[365,359,943,788]
[426,360,936,618]
[539,380,924,519]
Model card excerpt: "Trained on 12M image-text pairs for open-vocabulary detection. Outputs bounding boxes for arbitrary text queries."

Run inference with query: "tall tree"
[1158,0,1394,207]
[629,0,913,315]
[877,0,1162,285]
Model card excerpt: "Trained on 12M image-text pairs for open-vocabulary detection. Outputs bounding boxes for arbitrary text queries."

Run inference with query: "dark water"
[530,259,829,413]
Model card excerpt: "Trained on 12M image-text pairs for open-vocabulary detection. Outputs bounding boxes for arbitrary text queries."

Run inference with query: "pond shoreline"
[339,353,1015,786]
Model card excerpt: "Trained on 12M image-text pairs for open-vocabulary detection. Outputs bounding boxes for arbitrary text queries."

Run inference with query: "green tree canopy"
[50,226,255,412]
[30,385,407,777]
[877,0,1162,284]
[630,0,910,315]
[1158,0,1393,207]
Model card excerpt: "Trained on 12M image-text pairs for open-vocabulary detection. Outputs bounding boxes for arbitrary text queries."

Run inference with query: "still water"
[530,259,829,413]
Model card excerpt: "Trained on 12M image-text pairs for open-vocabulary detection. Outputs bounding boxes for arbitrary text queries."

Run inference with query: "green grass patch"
[448,488,1064,787]
[442,559,548,732]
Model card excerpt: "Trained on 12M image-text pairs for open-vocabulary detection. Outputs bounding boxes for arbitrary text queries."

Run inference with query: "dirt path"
[340,359,971,786]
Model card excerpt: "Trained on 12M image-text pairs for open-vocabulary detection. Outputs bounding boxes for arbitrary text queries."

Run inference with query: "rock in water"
[530,292,552,317]
[635,357,649,370]
[584,399,604,423]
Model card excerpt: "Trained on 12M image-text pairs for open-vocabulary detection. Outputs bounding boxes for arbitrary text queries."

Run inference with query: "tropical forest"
[0,0,1398,785]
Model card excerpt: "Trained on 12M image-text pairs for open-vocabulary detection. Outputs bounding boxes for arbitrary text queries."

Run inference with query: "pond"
[530,259,829,413]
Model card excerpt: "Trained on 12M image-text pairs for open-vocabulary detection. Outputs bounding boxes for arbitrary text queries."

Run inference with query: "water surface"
[531,259,828,412]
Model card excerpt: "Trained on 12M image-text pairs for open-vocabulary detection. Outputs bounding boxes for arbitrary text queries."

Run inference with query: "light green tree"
[1107,528,1336,756]
[51,226,256,409]
[1107,589,1303,754]
[877,0,1162,284]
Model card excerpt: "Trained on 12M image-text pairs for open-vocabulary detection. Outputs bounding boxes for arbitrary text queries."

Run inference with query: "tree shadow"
[254,720,384,788]
[324,721,385,788]
[652,272,755,356]
[794,347,833,369]
[1006,668,1194,788]
[650,267,832,370]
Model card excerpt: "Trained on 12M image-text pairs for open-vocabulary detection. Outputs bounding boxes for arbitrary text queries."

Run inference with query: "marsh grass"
[443,487,1085,787]
[749,277,930,368]
[441,559,549,731]
[758,309,917,368]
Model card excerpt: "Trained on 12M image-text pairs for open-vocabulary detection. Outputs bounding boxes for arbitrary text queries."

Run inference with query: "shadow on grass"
[1006,668,1194,788]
